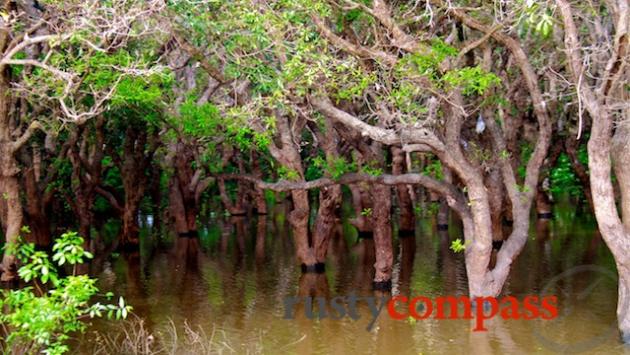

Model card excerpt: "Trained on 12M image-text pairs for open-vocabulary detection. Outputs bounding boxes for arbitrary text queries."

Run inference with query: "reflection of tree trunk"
[397,234,416,295]
[372,184,392,286]
[437,167,452,228]
[173,236,201,271]
[123,251,151,325]
[437,229,458,294]
[230,216,246,264]
[255,217,266,263]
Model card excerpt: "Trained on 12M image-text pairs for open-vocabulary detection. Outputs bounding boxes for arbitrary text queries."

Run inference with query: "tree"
[555,0,630,341]
[0,0,165,280]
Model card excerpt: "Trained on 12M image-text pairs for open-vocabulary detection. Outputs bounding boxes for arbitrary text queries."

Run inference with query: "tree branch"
[11,121,43,152]
[311,15,398,66]
[95,186,124,214]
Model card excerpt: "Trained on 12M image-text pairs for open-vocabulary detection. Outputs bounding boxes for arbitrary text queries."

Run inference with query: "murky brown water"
[78,206,630,354]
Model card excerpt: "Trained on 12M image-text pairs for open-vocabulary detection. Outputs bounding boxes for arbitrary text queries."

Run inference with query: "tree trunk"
[392,147,415,232]
[618,263,630,342]
[372,184,393,286]
[23,166,51,246]
[587,114,630,341]
[218,178,246,215]
[251,151,267,214]
[168,175,196,235]
[312,185,342,263]
[612,122,630,230]
[486,166,505,239]
[612,121,630,341]
[0,174,22,281]
[289,189,316,266]
[121,206,140,247]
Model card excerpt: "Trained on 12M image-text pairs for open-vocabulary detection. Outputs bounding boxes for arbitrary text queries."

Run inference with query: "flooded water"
[77,205,630,354]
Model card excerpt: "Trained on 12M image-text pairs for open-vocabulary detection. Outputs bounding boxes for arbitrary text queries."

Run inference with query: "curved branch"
[219,172,471,221]
[311,15,397,66]
[11,121,43,152]
[95,186,124,215]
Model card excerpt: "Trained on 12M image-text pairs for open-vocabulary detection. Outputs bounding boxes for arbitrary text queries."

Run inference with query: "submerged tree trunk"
[166,141,211,236]
[372,183,393,286]
[289,189,316,266]
[312,185,341,263]
[251,151,267,214]
[556,0,629,340]
[267,115,316,267]
[612,123,630,230]
[612,121,630,341]
[311,118,343,265]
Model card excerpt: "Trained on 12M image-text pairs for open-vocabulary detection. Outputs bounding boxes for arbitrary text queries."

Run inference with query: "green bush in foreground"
[0,231,131,355]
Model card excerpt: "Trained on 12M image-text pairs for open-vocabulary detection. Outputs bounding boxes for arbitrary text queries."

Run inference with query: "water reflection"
[81,212,629,354]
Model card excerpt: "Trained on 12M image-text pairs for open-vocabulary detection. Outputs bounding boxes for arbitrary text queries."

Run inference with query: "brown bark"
[266,114,316,266]
[556,0,630,340]
[312,185,341,263]
[23,165,51,246]
[255,217,266,263]
[485,166,505,240]
[612,122,630,230]
[392,147,415,232]
[167,142,204,235]
[0,77,28,278]
[289,189,316,266]
[372,184,393,284]
[218,178,246,216]
[0,175,21,281]
[250,151,267,214]
[310,119,343,264]
[66,119,106,244]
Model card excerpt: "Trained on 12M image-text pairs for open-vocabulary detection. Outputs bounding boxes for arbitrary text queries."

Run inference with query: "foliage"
[307,154,357,180]
[442,66,502,96]
[450,238,466,253]
[423,159,443,180]
[1,232,131,354]
[549,153,584,199]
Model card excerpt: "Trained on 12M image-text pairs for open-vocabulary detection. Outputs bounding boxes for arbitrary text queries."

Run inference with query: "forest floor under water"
[72,205,630,355]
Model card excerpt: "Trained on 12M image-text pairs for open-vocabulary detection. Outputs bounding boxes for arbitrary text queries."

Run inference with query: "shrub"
[0,231,131,355]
